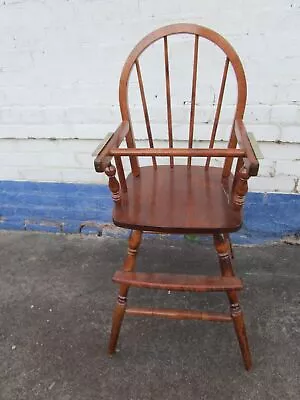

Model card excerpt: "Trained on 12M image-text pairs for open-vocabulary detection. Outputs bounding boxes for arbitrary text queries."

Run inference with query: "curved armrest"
[94,121,129,172]
[234,119,259,176]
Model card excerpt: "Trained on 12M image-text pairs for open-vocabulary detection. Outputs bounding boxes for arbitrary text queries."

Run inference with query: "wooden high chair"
[94,24,259,370]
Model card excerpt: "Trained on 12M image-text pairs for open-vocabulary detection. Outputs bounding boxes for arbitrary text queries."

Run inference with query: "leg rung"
[126,307,232,322]
[113,271,243,292]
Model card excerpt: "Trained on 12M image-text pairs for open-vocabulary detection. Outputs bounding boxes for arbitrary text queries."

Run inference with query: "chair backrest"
[119,24,247,174]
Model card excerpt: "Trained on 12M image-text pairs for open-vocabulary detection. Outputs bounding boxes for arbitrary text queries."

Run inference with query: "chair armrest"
[94,121,129,173]
[234,119,260,176]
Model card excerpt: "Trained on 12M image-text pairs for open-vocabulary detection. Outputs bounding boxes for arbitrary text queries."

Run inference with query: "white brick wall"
[0,0,299,193]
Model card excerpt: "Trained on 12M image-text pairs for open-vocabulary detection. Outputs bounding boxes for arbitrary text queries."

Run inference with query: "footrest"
[126,307,232,322]
[112,271,243,292]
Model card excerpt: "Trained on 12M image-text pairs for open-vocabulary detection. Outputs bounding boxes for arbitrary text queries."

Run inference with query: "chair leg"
[108,230,143,354]
[213,233,252,371]
[224,233,234,259]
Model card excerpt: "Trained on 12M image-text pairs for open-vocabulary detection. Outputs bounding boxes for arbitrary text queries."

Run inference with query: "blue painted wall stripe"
[0,180,299,244]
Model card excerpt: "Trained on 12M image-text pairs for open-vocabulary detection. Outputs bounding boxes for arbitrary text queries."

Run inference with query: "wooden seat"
[93,24,260,371]
[113,165,242,233]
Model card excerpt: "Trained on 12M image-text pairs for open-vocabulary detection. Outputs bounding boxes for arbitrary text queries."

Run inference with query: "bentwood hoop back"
[94,24,260,370]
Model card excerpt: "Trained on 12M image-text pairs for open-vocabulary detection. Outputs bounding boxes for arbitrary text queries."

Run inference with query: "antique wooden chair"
[94,24,259,370]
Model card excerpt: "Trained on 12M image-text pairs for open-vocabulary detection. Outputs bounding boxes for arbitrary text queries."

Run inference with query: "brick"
[61,169,105,184]
[276,161,300,176]
[257,159,276,178]
[246,83,278,107]
[0,166,63,182]
[281,126,300,143]
[0,107,45,125]
[63,106,119,125]
[244,105,271,124]
[0,153,43,168]
[0,124,118,140]
[16,168,63,183]
[275,83,300,106]
[248,176,298,193]
[0,166,23,181]
[270,105,300,124]
[245,55,300,85]
[259,142,300,160]
[245,124,280,142]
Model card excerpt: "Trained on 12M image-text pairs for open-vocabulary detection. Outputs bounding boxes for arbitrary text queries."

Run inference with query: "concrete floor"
[0,231,299,400]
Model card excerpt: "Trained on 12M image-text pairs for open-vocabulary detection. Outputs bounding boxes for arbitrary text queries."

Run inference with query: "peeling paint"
[292,177,299,193]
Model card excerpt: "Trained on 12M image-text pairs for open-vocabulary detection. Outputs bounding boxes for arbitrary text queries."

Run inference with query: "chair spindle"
[164,36,174,167]
[135,60,157,168]
[188,34,199,168]
[205,57,230,169]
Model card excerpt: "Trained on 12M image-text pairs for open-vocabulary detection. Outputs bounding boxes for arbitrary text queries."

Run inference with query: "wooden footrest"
[112,271,243,292]
[126,307,232,322]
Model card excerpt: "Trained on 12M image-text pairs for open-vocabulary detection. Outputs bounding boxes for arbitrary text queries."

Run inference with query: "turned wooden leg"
[213,233,252,370]
[108,230,143,354]
[224,233,234,259]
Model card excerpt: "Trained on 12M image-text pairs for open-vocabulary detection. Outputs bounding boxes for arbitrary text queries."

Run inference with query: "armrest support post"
[232,165,249,211]
[105,163,121,203]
